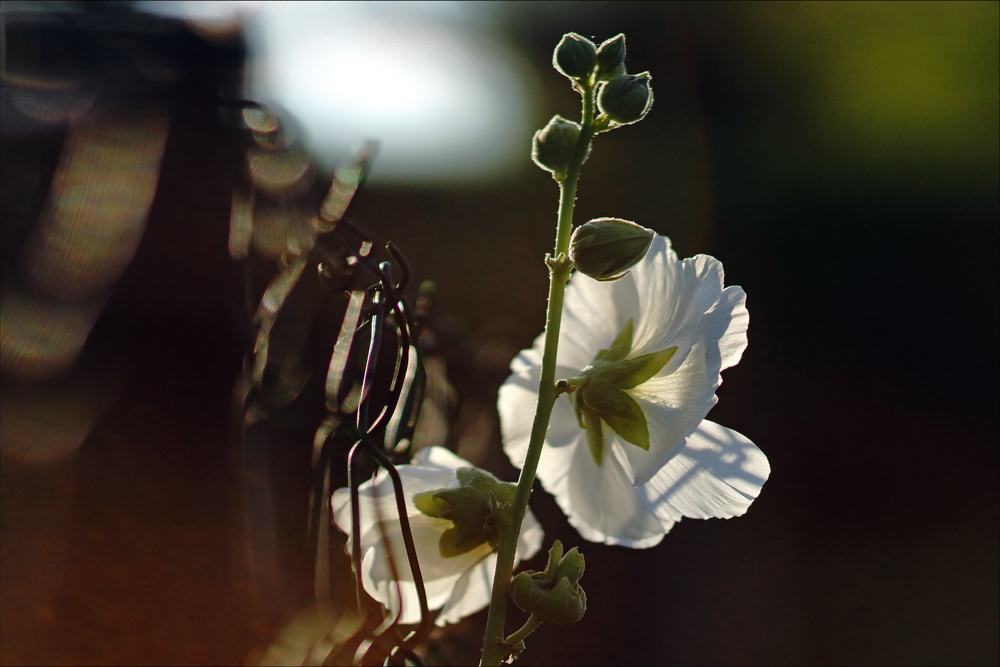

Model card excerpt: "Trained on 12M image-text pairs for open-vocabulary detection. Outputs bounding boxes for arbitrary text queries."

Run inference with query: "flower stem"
[480,79,596,667]
[504,613,545,656]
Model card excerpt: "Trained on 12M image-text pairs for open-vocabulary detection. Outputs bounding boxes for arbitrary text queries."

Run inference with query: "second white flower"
[499,235,769,548]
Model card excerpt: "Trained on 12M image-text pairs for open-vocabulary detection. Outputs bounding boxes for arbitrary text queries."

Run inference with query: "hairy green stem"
[504,613,545,657]
[480,79,596,667]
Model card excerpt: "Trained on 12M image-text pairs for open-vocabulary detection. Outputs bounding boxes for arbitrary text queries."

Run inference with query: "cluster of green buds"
[509,540,587,625]
[532,33,653,177]
[531,33,656,280]
[555,32,653,122]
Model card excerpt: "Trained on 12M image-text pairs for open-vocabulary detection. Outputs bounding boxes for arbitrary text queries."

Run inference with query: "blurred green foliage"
[746,0,999,190]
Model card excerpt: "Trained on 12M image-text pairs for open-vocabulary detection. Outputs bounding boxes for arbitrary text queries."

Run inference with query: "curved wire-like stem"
[233,117,431,663]
[343,251,445,665]
[479,78,598,666]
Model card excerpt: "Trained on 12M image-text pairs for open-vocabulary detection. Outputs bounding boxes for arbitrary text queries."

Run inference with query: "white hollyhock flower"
[331,446,543,625]
[499,235,769,548]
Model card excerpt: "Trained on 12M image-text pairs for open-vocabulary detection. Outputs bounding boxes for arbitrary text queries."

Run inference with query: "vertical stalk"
[479,80,596,667]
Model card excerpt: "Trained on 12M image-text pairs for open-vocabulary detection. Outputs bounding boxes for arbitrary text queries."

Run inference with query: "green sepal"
[413,491,451,518]
[580,378,640,420]
[582,407,604,466]
[594,345,677,389]
[573,379,651,452]
[571,383,586,430]
[433,486,496,557]
[566,318,677,457]
[455,468,517,506]
[547,541,585,585]
[619,346,677,388]
[414,467,517,558]
[596,317,634,362]
[601,393,649,451]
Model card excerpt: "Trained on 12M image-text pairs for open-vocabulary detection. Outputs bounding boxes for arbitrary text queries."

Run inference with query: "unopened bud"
[569,218,654,281]
[510,540,587,625]
[595,34,626,82]
[598,72,653,125]
[532,116,581,176]
[553,33,598,79]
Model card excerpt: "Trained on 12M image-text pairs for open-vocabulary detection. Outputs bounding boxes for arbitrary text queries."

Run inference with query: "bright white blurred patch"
[140,1,534,184]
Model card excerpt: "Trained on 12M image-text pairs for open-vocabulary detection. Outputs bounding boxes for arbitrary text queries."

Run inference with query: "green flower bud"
[510,540,587,625]
[595,34,626,82]
[569,217,654,281]
[414,467,516,558]
[598,72,653,125]
[553,33,598,79]
[532,115,582,176]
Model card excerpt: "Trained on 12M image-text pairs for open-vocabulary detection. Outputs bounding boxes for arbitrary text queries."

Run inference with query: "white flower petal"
[362,515,490,624]
[688,254,727,314]
[643,420,769,522]
[510,346,542,376]
[331,466,451,561]
[611,398,705,487]
[558,280,629,368]
[631,240,715,361]
[535,424,666,548]
[438,552,496,624]
[702,285,749,379]
[499,362,581,467]
[415,443,469,470]
[497,374,537,470]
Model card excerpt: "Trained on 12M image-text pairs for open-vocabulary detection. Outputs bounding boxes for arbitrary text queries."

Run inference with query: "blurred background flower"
[2,2,996,665]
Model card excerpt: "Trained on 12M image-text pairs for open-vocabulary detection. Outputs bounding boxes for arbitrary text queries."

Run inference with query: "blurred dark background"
[2,2,997,665]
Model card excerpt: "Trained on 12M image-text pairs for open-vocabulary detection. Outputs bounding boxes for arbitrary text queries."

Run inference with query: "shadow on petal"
[643,420,769,522]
